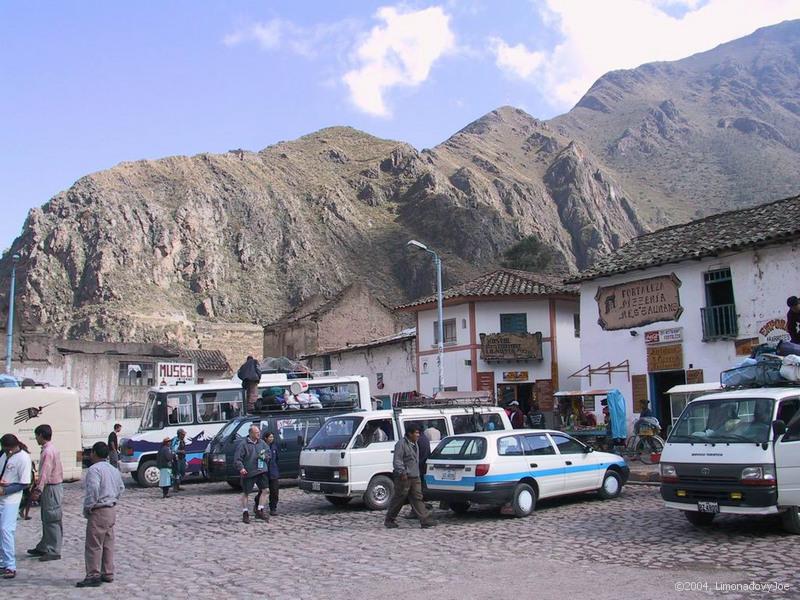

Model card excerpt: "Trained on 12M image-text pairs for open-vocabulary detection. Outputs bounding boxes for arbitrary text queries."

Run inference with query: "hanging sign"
[596,274,683,331]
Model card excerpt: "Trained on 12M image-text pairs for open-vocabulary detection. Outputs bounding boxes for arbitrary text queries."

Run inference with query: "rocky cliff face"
[3,20,799,345]
[551,19,800,226]
[1,110,642,343]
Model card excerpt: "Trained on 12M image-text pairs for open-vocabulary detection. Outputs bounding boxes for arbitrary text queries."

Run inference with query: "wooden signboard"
[646,343,683,372]
[686,369,704,384]
[534,379,554,412]
[503,371,529,382]
[632,374,648,410]
[476,371,495,392]
[480,332,543,361]
[734,337,759,356]
[595,274,683,331]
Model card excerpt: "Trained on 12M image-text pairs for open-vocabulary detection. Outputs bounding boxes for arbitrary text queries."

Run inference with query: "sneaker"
[101,575,114,583]
[384,520,399,529]
[75,578,101,588]
[420,520,438,529]
[39,554,61,562]
[2,569,16,579]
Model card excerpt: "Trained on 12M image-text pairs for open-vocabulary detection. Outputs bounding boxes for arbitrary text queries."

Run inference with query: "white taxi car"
[424,429,630,517]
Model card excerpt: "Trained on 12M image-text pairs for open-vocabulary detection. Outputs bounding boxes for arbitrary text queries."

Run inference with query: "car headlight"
[660,464,677,481]
[741,465,776,485]
[300,468,306,478]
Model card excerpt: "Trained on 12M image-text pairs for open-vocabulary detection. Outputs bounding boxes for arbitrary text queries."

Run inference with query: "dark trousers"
[386,476,431,524]
[268,478,279,511]
[173,459,186,489]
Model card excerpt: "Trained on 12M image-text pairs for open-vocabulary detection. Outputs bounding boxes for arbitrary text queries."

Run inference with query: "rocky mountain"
[552,19,800,226]
[2,19,799,345]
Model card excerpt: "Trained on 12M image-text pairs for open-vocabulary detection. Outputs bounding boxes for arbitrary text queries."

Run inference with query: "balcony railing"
[701,304,738,341]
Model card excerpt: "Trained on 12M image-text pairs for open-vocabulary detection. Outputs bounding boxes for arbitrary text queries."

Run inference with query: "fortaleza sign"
[595,274,683,331]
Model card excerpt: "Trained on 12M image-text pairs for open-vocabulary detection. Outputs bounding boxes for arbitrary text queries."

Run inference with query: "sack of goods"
[721,354,785,388]
[780,354,800,383]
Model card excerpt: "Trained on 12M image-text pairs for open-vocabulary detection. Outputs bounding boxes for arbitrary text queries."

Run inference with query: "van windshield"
[140,392,160,430]
[668,397,774,444]
[306,417,363,450]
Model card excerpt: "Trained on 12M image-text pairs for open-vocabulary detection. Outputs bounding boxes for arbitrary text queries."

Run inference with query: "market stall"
[553,389,628,449]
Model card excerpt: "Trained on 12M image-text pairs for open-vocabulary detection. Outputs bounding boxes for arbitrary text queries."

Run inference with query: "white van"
[660,386,800,533]
[0,386,82,481]
[299,404,512,509]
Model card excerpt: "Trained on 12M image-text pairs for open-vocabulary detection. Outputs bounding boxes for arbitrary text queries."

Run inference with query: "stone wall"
[317,286,398,352]
[195,321,262,372]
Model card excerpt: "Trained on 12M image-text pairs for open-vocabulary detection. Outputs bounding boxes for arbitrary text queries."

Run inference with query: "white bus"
[0,386,82,481]
[119,373,371,487]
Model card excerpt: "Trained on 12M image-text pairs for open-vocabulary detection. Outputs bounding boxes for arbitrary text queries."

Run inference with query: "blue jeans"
[0,496,21,571]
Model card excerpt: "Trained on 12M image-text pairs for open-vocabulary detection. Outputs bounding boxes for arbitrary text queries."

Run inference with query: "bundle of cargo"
[721,354,785,387]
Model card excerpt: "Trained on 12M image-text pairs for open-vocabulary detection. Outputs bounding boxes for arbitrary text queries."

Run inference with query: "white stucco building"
[396,269,581,419]
[302,328,417,408]
[571,194,800,432]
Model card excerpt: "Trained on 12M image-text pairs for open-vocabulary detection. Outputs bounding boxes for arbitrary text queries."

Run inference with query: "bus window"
[196,389,244,423]
[309,383,359,409]
[166,393,193,425]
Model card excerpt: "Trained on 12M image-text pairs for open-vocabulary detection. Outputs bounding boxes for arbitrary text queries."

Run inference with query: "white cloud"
[342,6,456,117]
[491,0,800,109]
[223,18,358,59]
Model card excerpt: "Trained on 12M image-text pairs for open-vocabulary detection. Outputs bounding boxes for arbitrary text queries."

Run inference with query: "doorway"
[649,370,686,432]
[496,383,535,413]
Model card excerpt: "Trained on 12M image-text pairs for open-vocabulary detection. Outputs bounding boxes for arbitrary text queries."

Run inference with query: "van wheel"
[364,475,394,511]
[449,502,471,514]
[781,506,800,534]
[598,470,622,499]
[136,460,159,488]
[511,483,536,518]
[684,511,715,527]
[325,496,353,507]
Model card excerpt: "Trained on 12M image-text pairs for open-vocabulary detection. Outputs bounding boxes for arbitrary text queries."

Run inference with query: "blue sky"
[2,1,799,251]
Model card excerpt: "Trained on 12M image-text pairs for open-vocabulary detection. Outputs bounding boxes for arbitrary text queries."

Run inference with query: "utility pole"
[407,240,444,394]
[5,254,20,374]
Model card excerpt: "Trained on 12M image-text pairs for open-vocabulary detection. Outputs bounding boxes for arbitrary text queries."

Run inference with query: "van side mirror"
[772,420,786,440]
[583,446,593,453]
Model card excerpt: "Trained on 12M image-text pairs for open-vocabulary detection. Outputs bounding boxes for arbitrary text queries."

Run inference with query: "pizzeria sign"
[595,274,683,331]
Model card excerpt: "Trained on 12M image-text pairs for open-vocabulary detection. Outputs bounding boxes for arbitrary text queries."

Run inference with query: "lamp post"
[5,254,20,374]
[407,240,444,394]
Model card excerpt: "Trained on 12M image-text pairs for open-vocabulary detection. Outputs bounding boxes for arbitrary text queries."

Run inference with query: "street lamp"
[407,240,444,394]
[5,253,20,374]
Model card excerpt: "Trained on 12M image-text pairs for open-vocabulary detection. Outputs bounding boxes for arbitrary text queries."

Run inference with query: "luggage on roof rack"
[395,390,495,408]
[721,354,785,388]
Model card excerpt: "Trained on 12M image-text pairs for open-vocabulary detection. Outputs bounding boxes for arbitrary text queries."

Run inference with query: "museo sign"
[480,332,543,362]
[595,274,683,331]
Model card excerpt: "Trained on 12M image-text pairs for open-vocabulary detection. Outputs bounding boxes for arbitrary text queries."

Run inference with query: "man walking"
[76,442,124,588]
[107,424,121,468]
[0,434,33,579]
[170,428,187,492]
[28,424,63,562]
[233,425,270,523]
[385,424,436,529]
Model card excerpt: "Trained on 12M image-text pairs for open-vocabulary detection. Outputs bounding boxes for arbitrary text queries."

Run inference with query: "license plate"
[697,501,719,514]
[441,469,457,481]
[312,482,321,491]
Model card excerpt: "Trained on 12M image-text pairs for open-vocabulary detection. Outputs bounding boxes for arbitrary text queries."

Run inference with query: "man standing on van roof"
[238,356,262,412]
[787,296,800,344]
[385,424,436,529]
[234,425,270,524]
[28,424,63,562]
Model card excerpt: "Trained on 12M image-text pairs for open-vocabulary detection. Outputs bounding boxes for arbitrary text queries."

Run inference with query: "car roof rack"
[395,391,496,409]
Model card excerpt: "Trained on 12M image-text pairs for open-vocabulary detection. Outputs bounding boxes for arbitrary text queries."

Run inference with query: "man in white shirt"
[0,434,33,579]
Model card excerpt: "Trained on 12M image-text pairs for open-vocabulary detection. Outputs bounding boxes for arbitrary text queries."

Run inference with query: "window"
[433,318,457,344]
[354,418,394,448]
[777,399,800,428]
[500,313,527,333]
[407,418,447,443]
[573,314,580,338]
[550,433,586,455]
[430,437,487,460]
[267,415,325,446]
[307,416,363,450]
[196,389,244,423]
[166,393,193,425]
[522,433,555,455]
[322,356,332,373]
[498,436,524,456]
[701,268,737,340]
[309,382,360,409]
[452,413,505,434]
[118,362,155,387]
[235,420,257,439]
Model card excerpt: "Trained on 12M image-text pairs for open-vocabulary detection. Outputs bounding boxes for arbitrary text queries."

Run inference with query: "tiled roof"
[395,269,577,310]
[301,328,416,359]
[570,194,800,283]
[182,349,230,373]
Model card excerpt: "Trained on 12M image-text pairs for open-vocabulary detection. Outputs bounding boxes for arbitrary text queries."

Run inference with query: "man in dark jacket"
[787,297,800,344]
[526,402,547,429]
[404,422,432,520]
[385,425,435,529]
[238,356,262,412]
[233,425,270,523]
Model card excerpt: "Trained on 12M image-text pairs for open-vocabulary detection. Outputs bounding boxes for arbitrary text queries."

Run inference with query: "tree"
[501,235,554,271]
